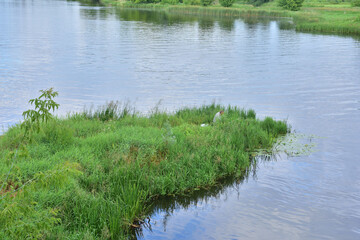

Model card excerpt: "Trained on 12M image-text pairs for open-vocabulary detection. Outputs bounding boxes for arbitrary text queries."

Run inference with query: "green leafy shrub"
[278,0,304,11]
[21,88,59,140]
[327,0,341,4]
[201,0,214,6]
[351,0,360,7]
[129,0,144,3]
[129,0,161,3]
[183,0,201,5]
[162,0,180,4]
[220,0,235,7]
[247,0,270,7]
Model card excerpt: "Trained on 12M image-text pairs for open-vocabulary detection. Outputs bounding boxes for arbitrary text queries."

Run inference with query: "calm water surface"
[1,0,360,239]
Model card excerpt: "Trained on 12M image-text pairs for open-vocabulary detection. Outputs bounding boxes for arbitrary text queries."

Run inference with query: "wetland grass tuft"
[0,103,289,239]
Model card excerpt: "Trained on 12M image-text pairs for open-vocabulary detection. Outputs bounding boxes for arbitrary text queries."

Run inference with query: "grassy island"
[1,96,288,239]
[95,0,360,36]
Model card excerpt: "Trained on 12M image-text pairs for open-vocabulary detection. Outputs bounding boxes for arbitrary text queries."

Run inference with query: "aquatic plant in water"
[273,133,318,157]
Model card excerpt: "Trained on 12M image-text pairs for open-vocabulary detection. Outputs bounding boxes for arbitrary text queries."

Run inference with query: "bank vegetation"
[0,89,288,239]
[94,0,360,36]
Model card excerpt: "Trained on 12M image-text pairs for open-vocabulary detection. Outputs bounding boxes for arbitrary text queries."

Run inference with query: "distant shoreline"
[95,0,360,36]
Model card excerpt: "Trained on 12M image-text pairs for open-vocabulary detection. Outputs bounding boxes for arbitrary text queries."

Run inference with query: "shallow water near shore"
[1,0,360,239]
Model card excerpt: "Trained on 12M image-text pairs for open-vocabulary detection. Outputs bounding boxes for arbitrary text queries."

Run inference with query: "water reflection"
[80,7,109,20]
[116,9,197,25]
[75,5,304,43]
[67,0,102,6]
[76,5,360,41]
[132,155,272,239]
[113,8,291,33]
[133,133,317,239]
[217,18,235,31]
[79,7,240,32]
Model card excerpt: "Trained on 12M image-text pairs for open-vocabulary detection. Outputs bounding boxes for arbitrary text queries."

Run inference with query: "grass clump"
[1,98,289,239]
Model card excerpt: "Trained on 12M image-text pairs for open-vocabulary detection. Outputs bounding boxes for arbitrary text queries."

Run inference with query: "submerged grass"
[0,103,288,239]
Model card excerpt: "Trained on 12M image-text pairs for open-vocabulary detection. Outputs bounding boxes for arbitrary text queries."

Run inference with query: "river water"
[1,0,360,239]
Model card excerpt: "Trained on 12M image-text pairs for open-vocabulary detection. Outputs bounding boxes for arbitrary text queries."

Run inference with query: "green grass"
[0,103,288,239]
[293,3,360,34]
[96,0,360,36]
